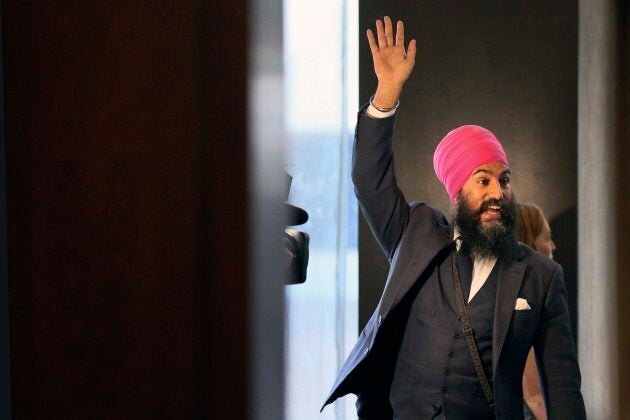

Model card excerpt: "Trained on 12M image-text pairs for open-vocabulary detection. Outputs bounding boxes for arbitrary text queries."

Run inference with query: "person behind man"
[516,204,556,261]
[321,16,585,419]
[515,203,558,420]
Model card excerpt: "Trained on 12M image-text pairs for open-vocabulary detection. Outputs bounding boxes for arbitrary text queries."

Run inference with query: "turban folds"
[433,125,508,201]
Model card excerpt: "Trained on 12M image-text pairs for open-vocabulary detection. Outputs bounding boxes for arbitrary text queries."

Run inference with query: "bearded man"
[322,17,585,419]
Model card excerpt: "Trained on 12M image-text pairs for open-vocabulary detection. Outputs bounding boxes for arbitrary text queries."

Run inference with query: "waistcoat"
[389,253,500,420]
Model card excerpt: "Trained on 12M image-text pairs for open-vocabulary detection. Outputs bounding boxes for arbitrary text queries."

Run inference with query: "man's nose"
[487,180,503,199]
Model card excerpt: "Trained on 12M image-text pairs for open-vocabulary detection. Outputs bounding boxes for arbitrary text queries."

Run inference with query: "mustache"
[477,199,506,214]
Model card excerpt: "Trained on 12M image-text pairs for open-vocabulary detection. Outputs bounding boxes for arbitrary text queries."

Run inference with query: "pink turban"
[433,125,508,201]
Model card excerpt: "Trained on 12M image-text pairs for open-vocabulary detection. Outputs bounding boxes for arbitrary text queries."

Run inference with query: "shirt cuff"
[366,104,396,119]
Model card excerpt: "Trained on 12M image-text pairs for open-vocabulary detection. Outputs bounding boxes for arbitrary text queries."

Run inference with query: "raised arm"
[352,17,418,260]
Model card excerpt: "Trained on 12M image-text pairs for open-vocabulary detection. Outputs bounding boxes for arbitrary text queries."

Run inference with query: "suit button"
[441,387,448,394]
[444,369,451,376]
[448,351,455,358]
[377,314,383,324]
[432,404,439,411]
[453,333,461,339]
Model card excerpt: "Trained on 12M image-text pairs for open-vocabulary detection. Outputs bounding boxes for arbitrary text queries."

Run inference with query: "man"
[322,17,585,419]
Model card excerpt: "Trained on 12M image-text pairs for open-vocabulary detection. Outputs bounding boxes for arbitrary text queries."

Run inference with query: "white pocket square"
[514,297,532,310]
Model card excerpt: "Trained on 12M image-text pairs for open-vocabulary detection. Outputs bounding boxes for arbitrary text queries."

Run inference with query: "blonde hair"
[515,203,547,249]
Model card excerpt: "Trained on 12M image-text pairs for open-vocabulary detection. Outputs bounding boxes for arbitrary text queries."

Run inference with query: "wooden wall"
[2,1,260,418]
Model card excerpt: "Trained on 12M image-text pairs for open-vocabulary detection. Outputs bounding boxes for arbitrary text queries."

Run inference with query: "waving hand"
[367,17,416,109]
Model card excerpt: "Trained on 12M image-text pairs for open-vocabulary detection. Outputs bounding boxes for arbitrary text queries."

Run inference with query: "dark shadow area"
[2,1,268,418]
[549,206,578,340]
[617,0,630,410]
[0,0,11,415]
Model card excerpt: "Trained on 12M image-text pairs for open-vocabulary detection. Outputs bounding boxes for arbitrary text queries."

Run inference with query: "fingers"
[375,19,386,49]
[406,39,417,63]
[371,17,411,54]
[395,20,404,47]
[366,29,379,55]
[384,16,394,47]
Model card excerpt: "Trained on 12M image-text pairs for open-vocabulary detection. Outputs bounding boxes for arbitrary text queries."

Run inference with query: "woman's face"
[534,221,556,259]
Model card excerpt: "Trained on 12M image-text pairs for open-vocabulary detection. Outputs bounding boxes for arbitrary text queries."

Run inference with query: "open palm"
[367,17,416,87]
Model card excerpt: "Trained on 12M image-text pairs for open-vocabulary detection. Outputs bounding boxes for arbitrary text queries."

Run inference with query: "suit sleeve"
[533,264,586,419]
[352,104,409,261]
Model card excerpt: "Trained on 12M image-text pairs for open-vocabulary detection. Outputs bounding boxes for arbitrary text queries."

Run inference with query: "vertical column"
[618,2,630,413]
[578,0,620,417]
[0,1,11,417]
[248,0,285,418]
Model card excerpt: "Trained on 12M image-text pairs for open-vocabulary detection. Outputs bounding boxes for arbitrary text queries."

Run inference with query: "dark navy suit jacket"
[322,105,586,419]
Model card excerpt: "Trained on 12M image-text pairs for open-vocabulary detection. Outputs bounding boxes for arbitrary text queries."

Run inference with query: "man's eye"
[500,178,510,186]
[477,179,489,185]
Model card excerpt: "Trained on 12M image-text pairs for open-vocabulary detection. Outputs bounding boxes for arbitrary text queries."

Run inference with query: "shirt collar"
[453,226,497,264]
[453,226,463,251]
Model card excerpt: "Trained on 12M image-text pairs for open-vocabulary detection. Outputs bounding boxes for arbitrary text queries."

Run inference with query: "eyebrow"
[472,168,511,176]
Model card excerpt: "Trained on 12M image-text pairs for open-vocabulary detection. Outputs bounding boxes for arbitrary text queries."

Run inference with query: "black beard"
[453,193,518,261]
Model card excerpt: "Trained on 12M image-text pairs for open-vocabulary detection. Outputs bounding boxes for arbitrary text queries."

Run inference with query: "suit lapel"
[492,247,526,374]
[381,220,452,315]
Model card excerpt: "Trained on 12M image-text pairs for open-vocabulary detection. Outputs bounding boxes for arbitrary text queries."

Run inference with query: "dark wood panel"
[4,1,250,418]
[618,0,630,413]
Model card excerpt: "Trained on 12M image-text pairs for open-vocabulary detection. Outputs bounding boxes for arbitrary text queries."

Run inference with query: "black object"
[284,229,309,284]
[286,203,308,226]
[284,173,309,284]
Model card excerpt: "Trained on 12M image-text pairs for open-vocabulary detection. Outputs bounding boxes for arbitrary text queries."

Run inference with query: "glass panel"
[283,0,358,418]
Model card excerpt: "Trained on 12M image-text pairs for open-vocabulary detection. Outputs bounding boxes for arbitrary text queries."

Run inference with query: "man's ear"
[452,192,461,207]
[449,195,460,220]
